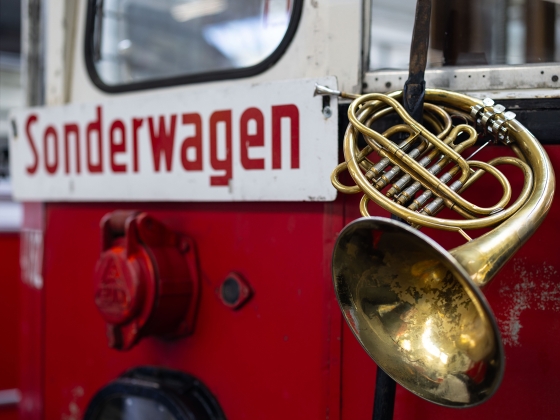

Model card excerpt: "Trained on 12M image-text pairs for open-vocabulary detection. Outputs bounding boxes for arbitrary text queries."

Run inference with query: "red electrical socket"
[93,211,200,350]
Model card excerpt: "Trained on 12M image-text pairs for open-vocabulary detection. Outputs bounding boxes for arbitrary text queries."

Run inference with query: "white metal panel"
[364,63,560,99]
[65,0,363,104]
[0,180,22,232]
[10,77,339,202]
[44,0,65,106]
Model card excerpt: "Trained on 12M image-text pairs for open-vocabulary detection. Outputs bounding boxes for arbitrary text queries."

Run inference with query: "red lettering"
[43,126,59,174]
[209,110,232,186]
[240,108,265,170]
[272,105,300,169]
[132,118,143,173]
[148,115,176,172]
[180,113,203,171]
[25,115,39,174]
[109,120,127,173]
[86,106,103,173]
[64,124,80,174]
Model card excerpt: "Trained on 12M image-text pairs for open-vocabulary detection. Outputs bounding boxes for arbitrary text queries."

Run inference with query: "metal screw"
[553,75,559,82]
[322,106,332,119]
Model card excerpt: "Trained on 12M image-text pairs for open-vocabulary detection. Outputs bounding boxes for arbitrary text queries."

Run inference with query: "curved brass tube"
[329,87,555,407]
[345,94,516,220]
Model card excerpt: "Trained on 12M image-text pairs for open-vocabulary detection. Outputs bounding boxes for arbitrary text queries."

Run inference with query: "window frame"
[84,0,304,93]
[363,0,560,98]
[364,63,560,98]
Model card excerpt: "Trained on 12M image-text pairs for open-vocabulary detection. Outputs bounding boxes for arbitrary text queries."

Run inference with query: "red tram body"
[3,1,560,419]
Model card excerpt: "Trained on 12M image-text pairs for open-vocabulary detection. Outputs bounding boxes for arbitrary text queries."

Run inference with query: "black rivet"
[221,277,240,305]
[553,75,559,82]
[385,81,392,89]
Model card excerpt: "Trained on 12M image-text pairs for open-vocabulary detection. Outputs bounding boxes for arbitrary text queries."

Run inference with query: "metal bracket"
[471,98,517,145]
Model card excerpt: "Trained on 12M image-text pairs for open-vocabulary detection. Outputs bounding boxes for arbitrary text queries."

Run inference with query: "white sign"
[9,77,338,202]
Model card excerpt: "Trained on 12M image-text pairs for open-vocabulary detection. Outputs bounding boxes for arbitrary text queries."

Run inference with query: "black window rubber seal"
[84,0,304,94]
[83,367,226,420]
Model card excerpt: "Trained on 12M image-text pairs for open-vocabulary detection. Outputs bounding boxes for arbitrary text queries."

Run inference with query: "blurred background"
[90,0,560,87]
[370,0,560,70]
[0,0,22,418]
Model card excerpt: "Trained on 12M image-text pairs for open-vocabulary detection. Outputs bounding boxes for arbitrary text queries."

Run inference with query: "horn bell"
[332,216,504,407]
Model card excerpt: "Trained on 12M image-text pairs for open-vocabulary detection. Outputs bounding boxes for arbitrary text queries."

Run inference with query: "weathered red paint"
[272,104,300,169]
[180,113,203,171]
[36,201,343,419]
[148,115,177,173]
[86,107,103,173]
[19,203,44,420]
[0,233,20,420]
[209,110,233,186]
[341,145,560,420]
[23,104,302,183]
[18,145,560,419]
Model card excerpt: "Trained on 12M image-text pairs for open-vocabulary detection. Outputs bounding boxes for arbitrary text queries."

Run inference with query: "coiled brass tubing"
[327,86,554,408]
[333,90,535,234]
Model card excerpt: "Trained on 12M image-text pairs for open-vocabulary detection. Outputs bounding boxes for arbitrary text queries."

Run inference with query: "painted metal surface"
[341,145,560,419]
[365,65,560,99]
[10,77,338,202]
[0,233,20,420]
[23,145,559,420]
[94,211,200,350]
[17,1,560,419]
[57,1,362,107]
[18,203,44,420]
[37,201,344,419]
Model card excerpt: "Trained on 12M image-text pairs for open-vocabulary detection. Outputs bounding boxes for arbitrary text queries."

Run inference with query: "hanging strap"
[403,0,432,123]
[374,2,432,420]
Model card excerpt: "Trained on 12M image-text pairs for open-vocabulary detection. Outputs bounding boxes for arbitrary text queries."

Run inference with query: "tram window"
[87,0,299,90]
[369,0,560,70]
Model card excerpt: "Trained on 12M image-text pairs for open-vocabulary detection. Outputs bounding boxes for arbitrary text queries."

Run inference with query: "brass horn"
[325,87,555,407]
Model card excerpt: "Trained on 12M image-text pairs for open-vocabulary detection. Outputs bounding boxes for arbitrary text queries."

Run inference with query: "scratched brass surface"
[326,87,555,407]
[333,218,503,407]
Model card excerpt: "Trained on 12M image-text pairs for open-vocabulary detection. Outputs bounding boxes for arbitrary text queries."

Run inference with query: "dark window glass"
[0,0,22,178]
[369,0,560,70]
[91,0,296,86]
[0,0,21,54]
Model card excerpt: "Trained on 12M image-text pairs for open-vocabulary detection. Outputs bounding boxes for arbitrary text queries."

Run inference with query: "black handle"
[373,2,432,419]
